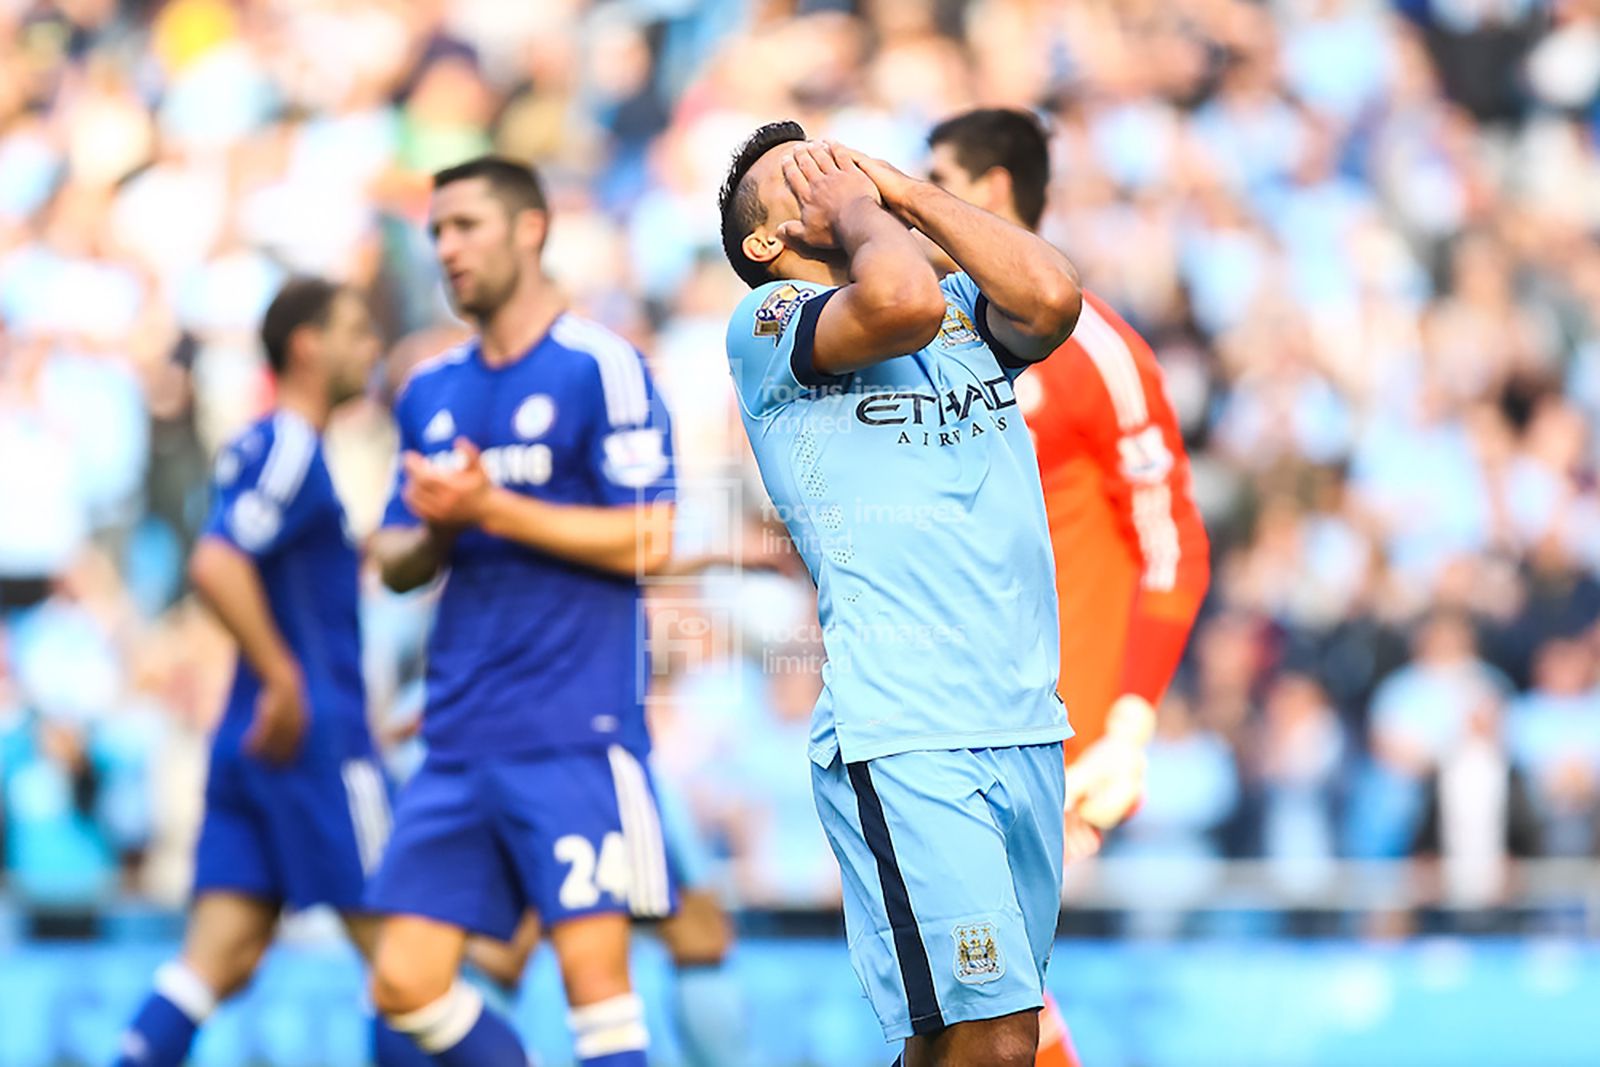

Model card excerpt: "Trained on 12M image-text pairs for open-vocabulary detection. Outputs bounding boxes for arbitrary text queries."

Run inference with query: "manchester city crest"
[952,922,1004,984]
[753,283,812,337]
[938,304,980,346]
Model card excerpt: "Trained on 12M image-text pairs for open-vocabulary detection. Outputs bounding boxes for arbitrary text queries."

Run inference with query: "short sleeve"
[201,419,318,559]
[587,354,676,507]
[381,387,422,530]
[940,271,1032,380]
[725,280,843,418]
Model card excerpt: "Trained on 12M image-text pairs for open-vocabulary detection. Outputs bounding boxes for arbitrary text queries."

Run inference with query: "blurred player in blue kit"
[365,156,676,1067]
[462,773,748,1067]
[720,125,1082,1066]
[113,278,428,1067]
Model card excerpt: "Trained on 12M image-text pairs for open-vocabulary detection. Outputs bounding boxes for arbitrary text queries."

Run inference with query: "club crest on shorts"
[952,922,1004,984]
[753,283,812,337]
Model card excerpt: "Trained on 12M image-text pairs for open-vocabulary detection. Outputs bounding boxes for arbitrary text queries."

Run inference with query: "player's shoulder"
[1073,291,1159,368]
[547,312,661,426]
[728,279,836,349]
[213,414,272,487]
[397,341,474,402]
[213,410,318,500]
[548,312,646,371]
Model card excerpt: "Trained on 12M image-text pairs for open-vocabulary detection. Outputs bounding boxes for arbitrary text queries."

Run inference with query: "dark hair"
[261,277,340,374]
[927,108,1050,230]
[718,120,807,289]
[433,155,548,219]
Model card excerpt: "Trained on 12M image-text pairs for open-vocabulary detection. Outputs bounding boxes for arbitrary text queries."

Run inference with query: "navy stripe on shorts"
[846,761,945,1036]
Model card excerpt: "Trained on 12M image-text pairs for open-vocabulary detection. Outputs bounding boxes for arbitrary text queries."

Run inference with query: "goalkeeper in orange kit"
[924,108,1211,1067]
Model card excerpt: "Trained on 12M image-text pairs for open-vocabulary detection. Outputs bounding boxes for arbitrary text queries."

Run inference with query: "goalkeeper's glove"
[1061,693,1156,831]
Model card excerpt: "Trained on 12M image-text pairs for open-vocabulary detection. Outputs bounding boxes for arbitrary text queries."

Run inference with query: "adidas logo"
[423,410,456,443]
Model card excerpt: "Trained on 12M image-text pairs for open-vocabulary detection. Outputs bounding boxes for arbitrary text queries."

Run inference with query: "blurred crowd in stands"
[2,0,1600,923]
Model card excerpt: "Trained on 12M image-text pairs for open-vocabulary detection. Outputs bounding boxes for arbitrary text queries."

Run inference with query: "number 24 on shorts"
[555,832,629,909]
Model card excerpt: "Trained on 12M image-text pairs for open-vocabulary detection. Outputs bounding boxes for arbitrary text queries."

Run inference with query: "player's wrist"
[891,179,943,230]
[424,520,460,550]
[259,654,302,690]
[833,193,887,239]
[471,484,514,533]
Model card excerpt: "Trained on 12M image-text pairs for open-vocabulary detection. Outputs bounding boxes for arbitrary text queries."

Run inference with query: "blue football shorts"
[367,745,676,940]
[811,743,1066,1042]
[193,744,390,913]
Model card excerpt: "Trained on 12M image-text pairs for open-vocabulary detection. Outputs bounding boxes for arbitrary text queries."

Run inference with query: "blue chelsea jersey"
[725,273,1070,766]
[202,411,371,761]
[384,314,675,759]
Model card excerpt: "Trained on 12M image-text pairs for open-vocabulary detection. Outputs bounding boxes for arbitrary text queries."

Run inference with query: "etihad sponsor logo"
[851,374,1018,446]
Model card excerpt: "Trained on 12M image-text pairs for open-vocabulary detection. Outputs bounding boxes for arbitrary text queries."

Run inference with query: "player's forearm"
[912,229,959,277]
[371,525,452,592]
[839,197,940,295]
[478,489,672,578]
[805,198,946,375]
[892,181,1080,343]
[834,198,946,346]
[189,537,299,685]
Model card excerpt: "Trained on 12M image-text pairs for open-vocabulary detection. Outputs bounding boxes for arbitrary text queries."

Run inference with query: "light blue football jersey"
[725,272,1070,765]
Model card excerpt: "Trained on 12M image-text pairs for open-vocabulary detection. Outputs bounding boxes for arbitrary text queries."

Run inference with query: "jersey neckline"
[470,310,570,374]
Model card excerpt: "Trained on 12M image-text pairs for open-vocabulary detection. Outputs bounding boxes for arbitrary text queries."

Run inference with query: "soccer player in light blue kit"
[113,278,428,1067]
[720,124,1083,1066]
[365,157,676,1067]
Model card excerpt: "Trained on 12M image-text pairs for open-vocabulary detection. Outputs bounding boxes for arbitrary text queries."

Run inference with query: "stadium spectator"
[1413,698,1543,914]
[1506,636,1600,857]
[1252,673,1347,901]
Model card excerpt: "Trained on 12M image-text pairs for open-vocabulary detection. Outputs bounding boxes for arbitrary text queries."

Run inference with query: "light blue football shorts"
[811,743,1066,1042]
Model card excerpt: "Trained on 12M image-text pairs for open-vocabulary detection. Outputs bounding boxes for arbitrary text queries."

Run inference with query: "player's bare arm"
[402,436,673,577]
[780,141,947,375]
[370,522,456,593]
[476,495,674,577]
[851,151,1081,362]
[188,537,306,763]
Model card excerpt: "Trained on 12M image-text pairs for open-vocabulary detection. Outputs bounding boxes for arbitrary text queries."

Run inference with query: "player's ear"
[515,207,549,255]
[286,322,320,374]
[979,166,1014,218]
[742,229,783,266]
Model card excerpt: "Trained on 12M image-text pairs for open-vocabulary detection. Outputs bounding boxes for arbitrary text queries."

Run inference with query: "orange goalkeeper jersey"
[1019,291,1210,764]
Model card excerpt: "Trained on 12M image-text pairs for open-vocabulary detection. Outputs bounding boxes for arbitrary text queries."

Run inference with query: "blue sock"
[372,1016,438,1066]
[114,963,215,1067]
[570,993,648,1067]
[387,982,526,1067]
[673,962,746,1067]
